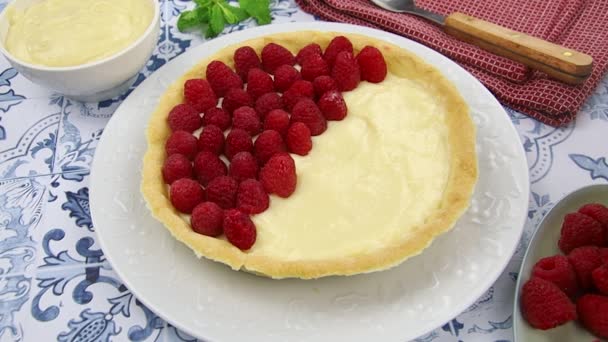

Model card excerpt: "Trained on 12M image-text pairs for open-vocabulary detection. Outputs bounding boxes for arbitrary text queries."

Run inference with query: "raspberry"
[205,176,238,209]
[234,46,261,80]
[224,129,253,160]
[296,43,322,65]
[202,107,231,131]
[559,212,606,254]
[162,154,193,184]
[283,80,314,111]
[254,92,284,119]
[254,130,286,165]
[300,54,329,81]
[232,106,262,136]
[286,122,312,156]
[291,98,327,136]
[193,151,227,186]
[318,90,347,121]
[356,46,387,83]
[263,109,290,136]
[273,64,302,92]
[593,264,608,295]
[568,246,602,290]
[191,202,223,237]
[520,277,577,330]
[577,294,608,339]
[331,51,361,91]
[197,125,224,155]
[236,179,269,214]
[323,36,353,67]
[531,255,579,298]
[313,75,338,98]
[222,87,253,114]
[601,248,608,264]
[184,79,217,112]
[259,153,297,198]
[168,103,202,133]
[246,68,275,99]
[206,60,243,97]
[165,130,198,159]
[229,151,259,182]
[169,178,205,214]
[261,43,295,74]
[223,209,256,250]
[579,203,608,228]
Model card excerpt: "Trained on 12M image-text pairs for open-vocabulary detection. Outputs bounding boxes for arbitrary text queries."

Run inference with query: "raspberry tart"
[141,32,478,279]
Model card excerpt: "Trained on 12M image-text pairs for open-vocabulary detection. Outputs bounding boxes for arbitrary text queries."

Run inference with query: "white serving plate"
[90,22,529,342]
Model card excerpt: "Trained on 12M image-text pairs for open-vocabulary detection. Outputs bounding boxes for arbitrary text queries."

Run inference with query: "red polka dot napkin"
[295,0,608,126]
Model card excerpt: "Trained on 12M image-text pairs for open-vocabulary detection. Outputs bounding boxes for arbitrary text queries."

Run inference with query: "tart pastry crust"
[141,31,478,279]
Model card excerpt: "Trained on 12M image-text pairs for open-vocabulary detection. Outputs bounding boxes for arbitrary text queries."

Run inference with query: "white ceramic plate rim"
[90,22,530,342]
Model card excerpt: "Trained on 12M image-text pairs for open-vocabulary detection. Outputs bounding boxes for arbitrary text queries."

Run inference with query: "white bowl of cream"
[0,0,160,101]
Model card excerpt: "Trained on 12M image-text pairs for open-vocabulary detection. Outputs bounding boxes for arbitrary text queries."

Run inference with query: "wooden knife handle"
[444,12,593,85]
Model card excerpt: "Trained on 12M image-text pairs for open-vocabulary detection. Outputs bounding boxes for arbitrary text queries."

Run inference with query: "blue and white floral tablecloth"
[0,1,607,341]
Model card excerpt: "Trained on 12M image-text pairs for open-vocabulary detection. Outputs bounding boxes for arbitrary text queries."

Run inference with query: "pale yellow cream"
[4,0,154,67]
[249,74,450,261]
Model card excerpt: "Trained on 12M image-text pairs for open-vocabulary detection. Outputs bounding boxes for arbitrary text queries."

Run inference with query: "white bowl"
[0,0,160,102]
[513,184,608,341]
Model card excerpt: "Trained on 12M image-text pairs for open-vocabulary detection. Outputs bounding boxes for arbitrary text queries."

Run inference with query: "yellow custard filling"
[248,74,450,260]
[4,0,154,67]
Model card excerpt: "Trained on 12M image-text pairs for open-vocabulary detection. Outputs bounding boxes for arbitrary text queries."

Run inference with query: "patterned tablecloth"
[0,1,607,341]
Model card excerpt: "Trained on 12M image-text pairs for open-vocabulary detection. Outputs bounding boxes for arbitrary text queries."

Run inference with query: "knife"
[370,0,593,85]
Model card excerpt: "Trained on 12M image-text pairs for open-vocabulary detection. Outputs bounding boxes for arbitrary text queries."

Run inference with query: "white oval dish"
[0,0,160,102]
[89,22,529,342]
[513,183,608,341]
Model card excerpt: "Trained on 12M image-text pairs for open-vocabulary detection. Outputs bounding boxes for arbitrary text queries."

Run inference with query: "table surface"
[1,1,607,341]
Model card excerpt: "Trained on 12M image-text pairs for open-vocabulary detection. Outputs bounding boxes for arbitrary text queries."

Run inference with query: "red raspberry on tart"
[296,43,322,65]
[162,154,193,184]
[223,209,257,250]
[291,98,327,136]
[273,64,302,92]
[224,128,253,160]
[191,202,224,237]
[254,92,284,120]
[261,43,295,74]
[193,151,227,186]
[197,125,224,155]
[232,106,262,136]
[202,107,231,131]
[263,109,290,136]
[254,130,286,165]
[168,103,201,133]
[234,46,261,81]
[222,87,253,115]
[323,36,354,68]
[206,60,243,97]
[184,79,217,112]
[169,178,205,214]
[286,122,312,156]
[165,130,198,159]
[246,68,275,100]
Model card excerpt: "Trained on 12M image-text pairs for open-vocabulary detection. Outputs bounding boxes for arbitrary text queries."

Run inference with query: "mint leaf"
[177,9,202,32]
[197,6,210,23]
[219,3,250,24]
[218,3,239,24]
[238,0,271,25]
[207,4,226,38]
[194,0,212,7]
[226,5,250,22]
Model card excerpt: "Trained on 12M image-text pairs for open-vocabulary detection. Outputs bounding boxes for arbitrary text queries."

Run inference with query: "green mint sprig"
[177,0,271,38]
